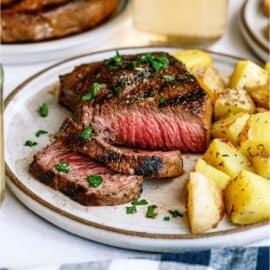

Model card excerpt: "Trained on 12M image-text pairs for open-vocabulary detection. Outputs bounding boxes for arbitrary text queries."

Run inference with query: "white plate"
[240,0,269,61]
[1,0,128,65]
[5,47,270,252]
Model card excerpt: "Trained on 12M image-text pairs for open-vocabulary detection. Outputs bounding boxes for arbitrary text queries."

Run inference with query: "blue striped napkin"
[2,247,269,270]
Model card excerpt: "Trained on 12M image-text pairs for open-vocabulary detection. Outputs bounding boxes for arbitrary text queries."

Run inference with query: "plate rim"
[4,46,270,240]
[241,0,269,54]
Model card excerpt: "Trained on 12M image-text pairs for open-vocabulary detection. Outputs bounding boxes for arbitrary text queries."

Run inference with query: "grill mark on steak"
[61,118,183,178]
[29,141,143,206]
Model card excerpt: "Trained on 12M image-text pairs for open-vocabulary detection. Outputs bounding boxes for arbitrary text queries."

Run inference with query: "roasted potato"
[187,172,224,234]
[194,66,225,102]
[229,61,268,89]
[203,139,253,177]
[239,112,270,157]
[211,112,250,145]
[256,107,268,113]
[265,62,270,73]
[251,156,270,180]
[247,80,270,110]
[172,49,213,72]
[225,170,270,225]
[195,158,231,190]
[214,88,255,119]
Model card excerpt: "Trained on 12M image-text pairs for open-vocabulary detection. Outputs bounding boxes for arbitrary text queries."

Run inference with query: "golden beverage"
[132,0,228,45]
[0,66,4,204]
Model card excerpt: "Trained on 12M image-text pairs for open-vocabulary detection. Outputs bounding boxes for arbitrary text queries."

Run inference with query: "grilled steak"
[61,118,183,178]
[59,52,212,152]
[2,0,70,14]
[29,141,143,206]
[1,0,119,43]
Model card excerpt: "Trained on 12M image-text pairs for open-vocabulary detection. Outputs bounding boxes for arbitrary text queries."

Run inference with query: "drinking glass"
[132,0,228,46]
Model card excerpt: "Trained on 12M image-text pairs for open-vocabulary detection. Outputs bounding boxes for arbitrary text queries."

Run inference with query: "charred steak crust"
[2,0,70,14]
[59,52,212,152]
[61,118,183,178]
[29,142,143,206]
[1,0,119,43]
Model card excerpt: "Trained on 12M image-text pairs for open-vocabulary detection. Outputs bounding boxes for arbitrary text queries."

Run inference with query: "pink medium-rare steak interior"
[29,141,143,205]
[76,98,211,152]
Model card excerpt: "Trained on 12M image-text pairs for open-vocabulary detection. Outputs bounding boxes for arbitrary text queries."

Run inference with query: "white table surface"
[1,0,269,268]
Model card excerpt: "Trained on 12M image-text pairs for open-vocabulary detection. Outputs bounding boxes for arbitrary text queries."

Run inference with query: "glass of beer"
[132,0,228,46]
[0,66,4,204]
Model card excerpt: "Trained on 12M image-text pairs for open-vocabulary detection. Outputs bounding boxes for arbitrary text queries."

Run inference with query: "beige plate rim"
[241,0,269,54]
[4,46,269,240]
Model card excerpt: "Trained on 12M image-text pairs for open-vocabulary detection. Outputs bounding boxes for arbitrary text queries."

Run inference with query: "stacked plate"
[240,0,269,62]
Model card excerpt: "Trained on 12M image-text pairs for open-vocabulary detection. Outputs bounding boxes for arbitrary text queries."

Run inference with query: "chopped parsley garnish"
[35,130,48,137]
[24,140,38,147]
[38,103,48,117]
[169,210,183,218]
[105,50,122,69]
[55,162,69,173]
[131,198,148,205]
[162,74,175,81]
[126,205,137,214]
[87,175,103,188]
[134,53,169,71]
[146,205,157,219]
[80,126,93,140]
[71,114,78,122]
[82,83,106,101]
[159,96,165,105]
[163,216,170,221]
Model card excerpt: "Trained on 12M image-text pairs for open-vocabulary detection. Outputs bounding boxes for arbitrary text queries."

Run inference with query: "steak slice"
[61,119,183,178]
[1,0,119,43]
[29,141,143,206]
[60,52,212,152]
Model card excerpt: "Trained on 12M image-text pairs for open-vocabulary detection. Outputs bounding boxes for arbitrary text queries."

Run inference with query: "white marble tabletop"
[1,0,269,268]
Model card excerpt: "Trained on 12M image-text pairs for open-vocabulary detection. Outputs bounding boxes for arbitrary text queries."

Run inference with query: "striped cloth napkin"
[3,247,269,270]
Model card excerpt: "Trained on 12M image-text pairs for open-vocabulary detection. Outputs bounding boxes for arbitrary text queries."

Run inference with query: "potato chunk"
[265,62,270,73]
[214,88,255,119]
[239,112,270,157]
[203,139,253,177]
[225,170,270,225]
[229,61,268,89]
[195,158,231,189]
[211,112,250,144]
[187,172,224,234]
[247,81,270,110]
[194,66,225,102]
[251,156,270,179]
[172,50,213,72]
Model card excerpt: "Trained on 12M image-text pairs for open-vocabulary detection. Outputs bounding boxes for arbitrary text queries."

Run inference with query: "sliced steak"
[1,0,119,43]
[60,52,212,152]
[29,141,143,206]
[61,118,183,178]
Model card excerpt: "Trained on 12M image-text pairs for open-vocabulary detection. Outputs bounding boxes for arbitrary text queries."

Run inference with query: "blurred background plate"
[240,0,269,61]
[1,0,128,65]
